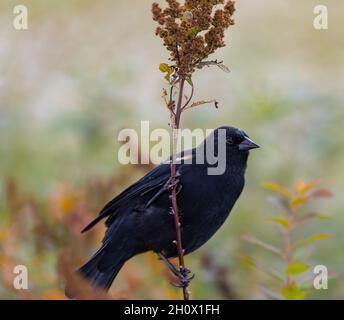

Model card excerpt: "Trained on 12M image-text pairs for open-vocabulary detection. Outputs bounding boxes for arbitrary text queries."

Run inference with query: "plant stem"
[285,208,294,287]
[170,78,190,300]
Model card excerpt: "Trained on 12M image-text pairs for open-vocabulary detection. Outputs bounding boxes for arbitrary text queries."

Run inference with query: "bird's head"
[198,126,259,175]
[209,126,260,153]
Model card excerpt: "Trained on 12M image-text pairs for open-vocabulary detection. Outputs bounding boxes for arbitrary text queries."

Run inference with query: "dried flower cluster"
[152,0,235,78]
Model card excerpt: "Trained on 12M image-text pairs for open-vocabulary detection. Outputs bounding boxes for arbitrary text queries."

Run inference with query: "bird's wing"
[81,149,196,233]
[81,163,171,233]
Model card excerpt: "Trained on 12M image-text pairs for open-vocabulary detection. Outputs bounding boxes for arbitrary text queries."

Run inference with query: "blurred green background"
[0,0,343,299]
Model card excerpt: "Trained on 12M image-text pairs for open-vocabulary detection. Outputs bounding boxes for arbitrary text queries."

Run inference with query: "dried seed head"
[152,0,236,78]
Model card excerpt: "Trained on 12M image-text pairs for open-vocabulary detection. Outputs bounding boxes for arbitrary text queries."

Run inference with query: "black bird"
[66,126,259,296]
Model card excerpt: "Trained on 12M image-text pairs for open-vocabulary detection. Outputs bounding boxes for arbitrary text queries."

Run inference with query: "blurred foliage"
[0,0,343,299]
[243,179,334,300]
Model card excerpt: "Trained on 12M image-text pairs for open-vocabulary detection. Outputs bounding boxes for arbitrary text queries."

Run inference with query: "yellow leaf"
[268,217,290,229]
[261,181,292,198]
[317,213,335,220]
[239,255,256,268]
[294,234,331,248]
[181,5,193,11]
[296,178,320,194]
[42,290,66,300]
[58,195,77,213]
[286,262,310,275]
[282,283,306,300]
[159,63,171,73]
[290,196,307,208]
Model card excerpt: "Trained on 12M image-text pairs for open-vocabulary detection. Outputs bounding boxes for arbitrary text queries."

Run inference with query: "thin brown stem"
[170,78,191,300]
[182,81,194,110]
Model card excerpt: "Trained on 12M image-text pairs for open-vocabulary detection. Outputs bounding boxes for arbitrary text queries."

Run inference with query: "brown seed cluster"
[152,0,235,78]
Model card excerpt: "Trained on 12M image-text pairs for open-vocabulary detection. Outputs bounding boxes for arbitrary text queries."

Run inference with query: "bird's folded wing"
[81,149,195,233]
[81,163,171,233]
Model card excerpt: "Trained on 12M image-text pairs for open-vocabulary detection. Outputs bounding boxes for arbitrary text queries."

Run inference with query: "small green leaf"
[294,234,331,248]
[261,181,292,198]
[282,283,306,300]
[190,100,213,108]
[186,77,193,86]
[184,100,216,111]
[239,256,284,281]
[164,71,172,81]
[159,63,171,73]
[286,262,310,275]
[239,255,255,268]
[268,217,290,229]
[317,213,335,220]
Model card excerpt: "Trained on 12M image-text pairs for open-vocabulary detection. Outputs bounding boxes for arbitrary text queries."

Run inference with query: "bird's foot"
[157,252,194,288]
[170,270,195,288]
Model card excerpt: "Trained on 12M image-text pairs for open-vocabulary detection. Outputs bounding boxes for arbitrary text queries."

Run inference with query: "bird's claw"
[170,272,195,288]
[157,252,194,288]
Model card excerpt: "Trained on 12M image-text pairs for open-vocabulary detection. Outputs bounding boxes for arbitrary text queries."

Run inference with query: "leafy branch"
[243,178,334,300]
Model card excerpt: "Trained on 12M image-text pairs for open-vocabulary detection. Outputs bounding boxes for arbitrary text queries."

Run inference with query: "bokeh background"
[0,0,343,299]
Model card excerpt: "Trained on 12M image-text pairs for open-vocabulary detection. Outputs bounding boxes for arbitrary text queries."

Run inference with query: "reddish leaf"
[310,189,334,199]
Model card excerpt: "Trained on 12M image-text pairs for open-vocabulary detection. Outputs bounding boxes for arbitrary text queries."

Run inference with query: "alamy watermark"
[13,5,28,30]
[13,265,28,290]
[313,265,328,290]
[313,5,328,30]
[117,122,230,175]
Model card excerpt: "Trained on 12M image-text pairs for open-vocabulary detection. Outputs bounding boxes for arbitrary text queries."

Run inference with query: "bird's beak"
[238,137,260,151]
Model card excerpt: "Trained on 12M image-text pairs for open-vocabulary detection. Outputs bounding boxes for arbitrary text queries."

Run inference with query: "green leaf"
[190,100,213,108]
[282,283,306,300]
[294,234,331,249]
[159,63,171,73]
[164,71,172,82]
[268,217,290,229]
[186,77,193,86]
[239,255,255,268]
[242,235,282,256]
[261,181,292,198]
[286,262,310,275]
[239,256,284,281]
[317,213,335,220]
[184,100,216,110]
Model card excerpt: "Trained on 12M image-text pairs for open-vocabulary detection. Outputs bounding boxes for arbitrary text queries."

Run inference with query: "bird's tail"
[65,247,127,299]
